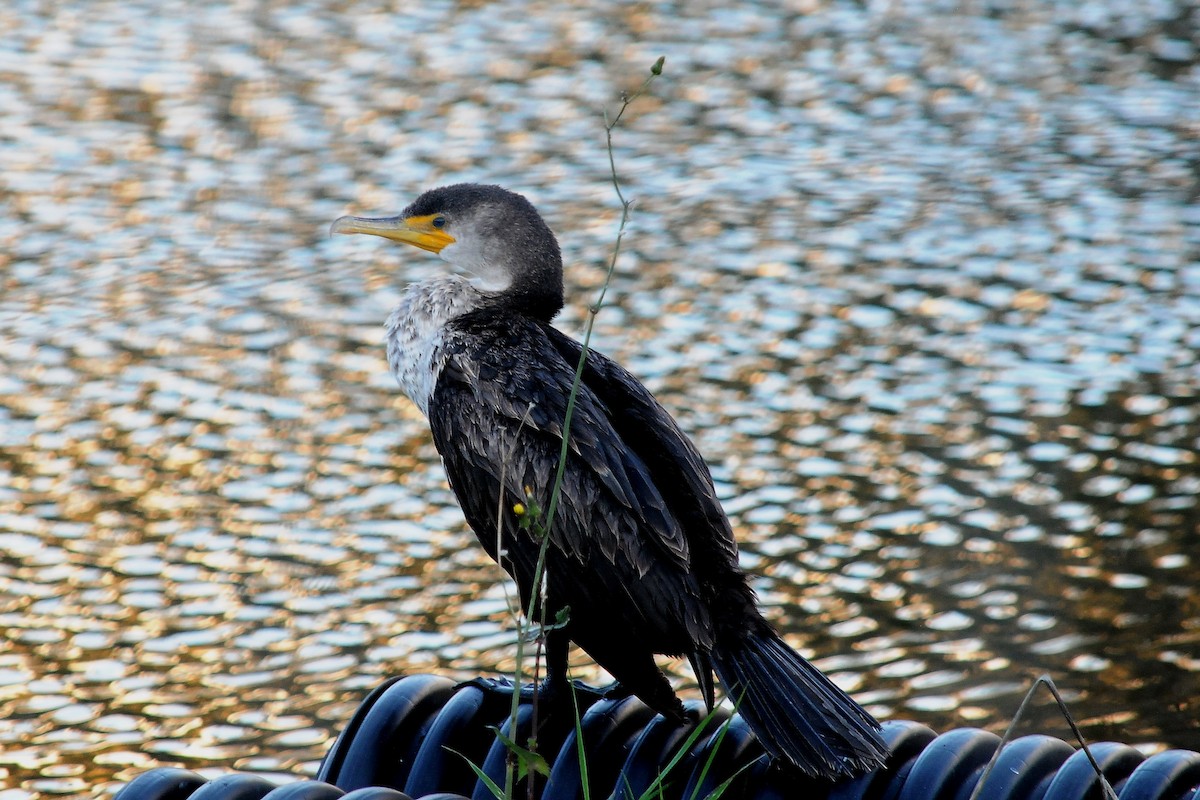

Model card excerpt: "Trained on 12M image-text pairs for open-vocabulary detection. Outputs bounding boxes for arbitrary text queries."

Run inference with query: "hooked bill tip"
[329,216,358,236]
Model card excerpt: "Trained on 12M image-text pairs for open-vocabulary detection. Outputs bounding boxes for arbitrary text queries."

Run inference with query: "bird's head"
[332,183,564,320]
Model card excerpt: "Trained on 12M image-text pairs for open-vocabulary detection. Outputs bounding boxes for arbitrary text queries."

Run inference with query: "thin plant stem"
[494,404,536,800]
[966,674,1118,800]
[495,56,665,800]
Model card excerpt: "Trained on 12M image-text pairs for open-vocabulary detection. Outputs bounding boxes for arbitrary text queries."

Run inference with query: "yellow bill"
[330,213,455,254]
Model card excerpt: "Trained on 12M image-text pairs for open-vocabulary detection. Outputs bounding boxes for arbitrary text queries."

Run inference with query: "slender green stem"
[497,56,665,800]
[526,64,664,798]
[494,407,536,800]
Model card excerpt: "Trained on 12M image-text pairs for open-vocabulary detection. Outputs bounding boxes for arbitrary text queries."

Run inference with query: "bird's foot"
[535,675,612,714]
[456,676,528,700]
[600,681,633,701]
[455,675,610,714]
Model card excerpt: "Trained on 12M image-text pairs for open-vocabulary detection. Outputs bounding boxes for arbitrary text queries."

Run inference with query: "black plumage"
[333,183,889,779]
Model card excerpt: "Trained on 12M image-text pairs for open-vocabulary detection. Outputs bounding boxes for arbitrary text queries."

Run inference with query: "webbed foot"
[455,675,609,716]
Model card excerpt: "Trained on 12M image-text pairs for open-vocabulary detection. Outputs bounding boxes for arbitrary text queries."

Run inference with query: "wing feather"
[428,312,695,574]
[542,327,742,576]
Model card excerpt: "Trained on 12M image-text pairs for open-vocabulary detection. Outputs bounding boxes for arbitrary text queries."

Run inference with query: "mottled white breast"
[385,276,484,417]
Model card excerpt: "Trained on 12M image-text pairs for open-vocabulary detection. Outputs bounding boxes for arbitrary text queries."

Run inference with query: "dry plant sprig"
[967,674,1119,800]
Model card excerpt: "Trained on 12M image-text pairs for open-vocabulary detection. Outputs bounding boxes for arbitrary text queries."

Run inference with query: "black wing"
[541,326,743,585]
[427,311,712,649]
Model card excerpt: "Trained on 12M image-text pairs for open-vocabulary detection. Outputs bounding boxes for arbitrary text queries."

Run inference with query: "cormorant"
[332,183,888,779]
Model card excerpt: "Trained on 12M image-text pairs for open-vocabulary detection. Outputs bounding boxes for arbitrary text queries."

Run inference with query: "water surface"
[1,0,1198,795]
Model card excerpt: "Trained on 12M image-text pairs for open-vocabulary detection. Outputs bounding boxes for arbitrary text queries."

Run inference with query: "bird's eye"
[431,216,446,229]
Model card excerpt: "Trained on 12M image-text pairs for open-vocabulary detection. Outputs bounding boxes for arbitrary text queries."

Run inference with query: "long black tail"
[710,629,888,779]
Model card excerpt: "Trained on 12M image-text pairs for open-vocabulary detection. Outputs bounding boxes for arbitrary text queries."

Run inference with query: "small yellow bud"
[513,503,526,516]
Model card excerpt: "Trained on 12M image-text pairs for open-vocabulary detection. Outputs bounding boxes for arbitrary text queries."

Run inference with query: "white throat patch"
[440,240,513,293]
[385,276,484,417]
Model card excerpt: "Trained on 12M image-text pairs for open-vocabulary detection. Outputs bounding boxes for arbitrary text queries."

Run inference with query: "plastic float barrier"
[113,674,1200,800]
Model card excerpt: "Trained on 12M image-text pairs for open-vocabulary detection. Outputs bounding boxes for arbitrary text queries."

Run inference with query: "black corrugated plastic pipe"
[113,674,1200,800]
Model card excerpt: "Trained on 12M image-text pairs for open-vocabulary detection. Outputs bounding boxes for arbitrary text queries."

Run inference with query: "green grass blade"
[634,707,723,800]
[688,713,750,800]
[448,745,506,800]
[571,678,592,800]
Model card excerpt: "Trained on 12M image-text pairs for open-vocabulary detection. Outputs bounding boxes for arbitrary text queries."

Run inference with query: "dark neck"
[488,254,564,321]
[497,284,563,321]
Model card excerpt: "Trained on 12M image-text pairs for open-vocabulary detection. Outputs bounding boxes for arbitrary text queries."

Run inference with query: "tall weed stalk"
[487,57,667,800]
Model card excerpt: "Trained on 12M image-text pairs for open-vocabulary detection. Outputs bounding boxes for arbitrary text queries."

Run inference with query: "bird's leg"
[547,630,634,702]
[454,627,606,714]
[532,625,608,714]
[534,622,570,707]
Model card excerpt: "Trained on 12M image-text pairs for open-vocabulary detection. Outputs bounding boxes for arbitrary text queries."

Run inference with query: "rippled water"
[1,0,1199,796]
